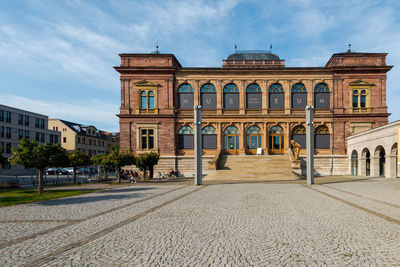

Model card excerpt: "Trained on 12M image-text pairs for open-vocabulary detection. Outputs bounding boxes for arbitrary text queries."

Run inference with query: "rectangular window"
[24,115,29,126]
[6,143,11,154]
[83,138,85,144]
[19,129,24,140]
[0,110,3,121]
[202,135,217,149]
[18,114,23,125]
[63,137,66,143]
[35,118,40,128]
[353,94,358,108]
[140,129,155,149]
[6,127,11,138]
[5,111,11,122]
[269,93,284,109]
[1,126,4,138]
[35,131,40,141]
[223,93,239,109]
[89,139,92,145]
[55,135,59,144]
[1,142,4,153]
[40,133,45,142]
[24,130,29,139]
[102,141,104,147]
[77,137,81,144]
[40,119,44,129]
[178,134,194,149]
[50,134,54,143]
[291,93,307,109]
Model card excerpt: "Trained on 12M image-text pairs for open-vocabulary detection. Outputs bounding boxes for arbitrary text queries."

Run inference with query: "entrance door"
[224,126,239,155]
[246,126,262,154]
[269,126,284,154]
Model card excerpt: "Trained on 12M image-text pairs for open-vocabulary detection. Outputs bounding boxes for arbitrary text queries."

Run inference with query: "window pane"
[360,95,366,107]
[201,93,216,109]
[246,93,262,109]
[269,93,284,109]
[141,129,147,135]
[149,136,154,149]
[149,96,155,109]
[142,136,147,149]
[291,93,307,109]
[246,136,250,149]
[141,96,147,108]
[148,129,154,135]
[353,95,358,108]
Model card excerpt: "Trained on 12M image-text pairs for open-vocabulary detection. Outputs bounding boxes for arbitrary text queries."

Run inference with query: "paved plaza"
[1,178,400,266]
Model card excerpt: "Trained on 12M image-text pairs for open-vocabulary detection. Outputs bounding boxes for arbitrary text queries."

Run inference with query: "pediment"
[349,79,375,87]
[134,80,159,87]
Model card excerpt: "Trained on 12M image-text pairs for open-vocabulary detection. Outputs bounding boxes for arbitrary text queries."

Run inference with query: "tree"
[91,153,111,180]
[135,151,160,179]
[9,139,69,194]
[0,145,4,169]
[68,150,91,184]
[107,146,136,183]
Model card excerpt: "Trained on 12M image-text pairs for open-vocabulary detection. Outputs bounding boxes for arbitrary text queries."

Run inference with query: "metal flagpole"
[306,105,314,185]
[194,105,202,185]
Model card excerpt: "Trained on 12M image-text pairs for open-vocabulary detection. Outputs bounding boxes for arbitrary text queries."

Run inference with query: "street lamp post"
[306,105,314,185]
[194,105,202,185]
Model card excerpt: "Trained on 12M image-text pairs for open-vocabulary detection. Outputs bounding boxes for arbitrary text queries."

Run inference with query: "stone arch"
[351,150,358,176]
[373,146,386,177]
[388,143,398,178]
[361,148,371,176]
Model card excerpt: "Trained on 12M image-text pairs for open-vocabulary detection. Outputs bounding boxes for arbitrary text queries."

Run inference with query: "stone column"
[239,123,245,154]
[370,156,380,177]
[216,81,222,115]
[261,81,268,115]
[283,80,291,115]
[387,155,397,178]
[359,157,366,176]
[239,80,245,115]
[193,80,200,106]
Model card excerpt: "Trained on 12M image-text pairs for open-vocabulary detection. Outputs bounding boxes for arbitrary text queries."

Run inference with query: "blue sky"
[1,0,399,132]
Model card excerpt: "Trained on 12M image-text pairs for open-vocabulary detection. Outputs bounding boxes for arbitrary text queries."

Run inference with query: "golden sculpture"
[290,140,301,160]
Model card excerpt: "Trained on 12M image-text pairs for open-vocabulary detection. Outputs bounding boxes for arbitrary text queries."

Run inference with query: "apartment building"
[48,119,119,157]
[0,104,61,169]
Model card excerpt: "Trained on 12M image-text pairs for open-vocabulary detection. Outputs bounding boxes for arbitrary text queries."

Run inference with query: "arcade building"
[115,48,391,176]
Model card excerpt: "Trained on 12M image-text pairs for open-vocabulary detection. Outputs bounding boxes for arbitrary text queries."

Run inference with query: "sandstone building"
[115,48,392,176]
[48,119,119,157]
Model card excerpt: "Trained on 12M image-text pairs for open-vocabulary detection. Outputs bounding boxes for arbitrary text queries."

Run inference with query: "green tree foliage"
[107,146,136,183]
[135,151,160,178]
[0,145,4,168]
[68,150,91,184]
[9,139,69,194]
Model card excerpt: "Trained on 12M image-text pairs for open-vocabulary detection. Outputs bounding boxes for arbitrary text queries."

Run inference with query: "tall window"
[18,114,23,125]
[0,126,3,138]
[24,130,29,139]
[140,129,155,149]
[314,83,330,108]
[24,115,29,126]
[246,83,262,109]
[291,125,306,148]
[50,134,54,144]
[55,135,59,144]
[200,83,216,109]
[40,119,45,129]
[177,83,194,109]
[35,118,40,128]
[0,110,3,121]
[291,83,307,109]
[35,132,40,141]
[269,83,284,109]
[5,111,11,122]
[140,91,155,109]
[202,126,217,149]
[314,125,330,149]
[223,83,239,109]
[6,143,11,154]
[19,129,24,140]
[352,89,367,109]
[178,126,194,149]
[6,127,11,138]
[40,133,45,142]
[246,126,262,150]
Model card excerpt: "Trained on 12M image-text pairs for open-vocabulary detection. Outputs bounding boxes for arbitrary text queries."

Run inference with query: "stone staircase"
[205,154,302,180]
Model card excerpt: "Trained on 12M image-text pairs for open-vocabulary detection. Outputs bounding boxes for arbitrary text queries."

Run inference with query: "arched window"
[314,83,329,108]
[140,91,155,109]
[269,83,284,109]
[178,126,194,149]
[202,126,217,149]
[178,83,194,109]
[360,90,367,108]
[291,125,306,148]
[223,83,239,109]
[269,125,284,154]
[200,83,216,109]
[291,83,307,109]
[224,126,239,153]
[246,83,262,109]
[351,150,358,176]
[246,126,262,151]
[314,125,330,149]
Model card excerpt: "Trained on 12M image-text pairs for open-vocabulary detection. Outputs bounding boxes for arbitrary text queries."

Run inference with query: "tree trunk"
[38,168,44,194]
[117,167,121,183]
[73,166,77,184]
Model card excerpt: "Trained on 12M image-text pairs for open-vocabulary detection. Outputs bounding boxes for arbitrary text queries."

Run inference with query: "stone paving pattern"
[1,178,400,266]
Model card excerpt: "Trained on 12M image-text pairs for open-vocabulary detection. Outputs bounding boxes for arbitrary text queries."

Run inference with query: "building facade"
[115,49,392,176]
[48,119,119,157]
[348,120,398,178]
[0,104,61,169]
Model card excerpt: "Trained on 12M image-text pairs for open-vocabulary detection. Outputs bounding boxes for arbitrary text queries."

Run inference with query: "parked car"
[46,168,68,175]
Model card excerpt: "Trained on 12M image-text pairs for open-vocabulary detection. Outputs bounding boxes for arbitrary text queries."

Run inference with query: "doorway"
[269,126,284,154]
[246,126,262,154]
[224,126,239,155]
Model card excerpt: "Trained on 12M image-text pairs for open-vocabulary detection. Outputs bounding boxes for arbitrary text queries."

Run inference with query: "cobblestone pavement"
[1,178,400,266]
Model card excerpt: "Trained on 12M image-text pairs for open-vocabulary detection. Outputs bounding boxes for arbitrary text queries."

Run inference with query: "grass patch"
[0,189,96,207]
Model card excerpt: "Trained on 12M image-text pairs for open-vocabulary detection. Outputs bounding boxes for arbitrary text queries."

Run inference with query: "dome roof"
[227,51,280,61]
